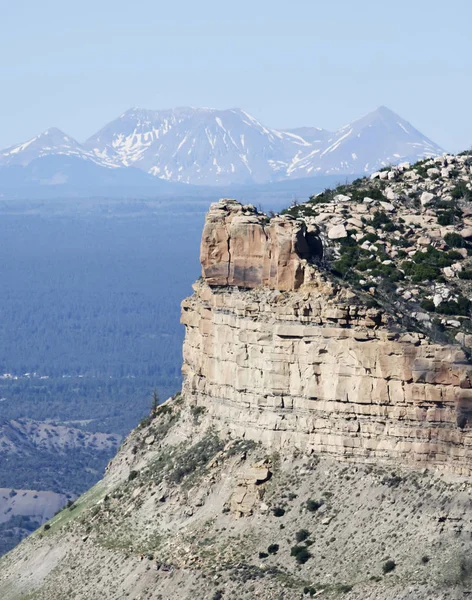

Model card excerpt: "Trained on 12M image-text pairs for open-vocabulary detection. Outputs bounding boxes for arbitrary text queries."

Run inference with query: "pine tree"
[151,389,159,416]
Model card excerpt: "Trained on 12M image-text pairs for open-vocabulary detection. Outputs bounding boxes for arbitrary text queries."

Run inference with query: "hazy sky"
[2,0,471,151]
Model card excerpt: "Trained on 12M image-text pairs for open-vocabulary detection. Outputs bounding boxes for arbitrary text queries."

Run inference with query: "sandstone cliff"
[200,199,321,290]
[183,197,472,475]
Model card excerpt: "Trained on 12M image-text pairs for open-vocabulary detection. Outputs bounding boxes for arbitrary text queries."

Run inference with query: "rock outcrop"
[183,196,472,475]
[200,199,321,291]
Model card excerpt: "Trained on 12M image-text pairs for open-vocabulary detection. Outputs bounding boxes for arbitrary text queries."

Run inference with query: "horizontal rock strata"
[182,280,472,475]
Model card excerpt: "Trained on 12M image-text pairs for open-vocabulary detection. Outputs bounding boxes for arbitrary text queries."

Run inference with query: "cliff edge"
[183,192,472,475]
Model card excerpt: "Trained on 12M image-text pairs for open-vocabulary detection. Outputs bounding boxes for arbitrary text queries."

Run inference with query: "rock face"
[200,199,321,291]
[183,200,472,475]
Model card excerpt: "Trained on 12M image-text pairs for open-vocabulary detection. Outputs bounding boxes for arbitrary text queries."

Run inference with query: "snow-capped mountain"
[83,105,444,185]
[0,106,445,193]
[0,128,116,169]
[84,107,311,185]
[286,106,444,179]
[0,128,189,198]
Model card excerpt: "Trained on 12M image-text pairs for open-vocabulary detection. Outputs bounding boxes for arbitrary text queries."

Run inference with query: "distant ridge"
[0,106,444,193]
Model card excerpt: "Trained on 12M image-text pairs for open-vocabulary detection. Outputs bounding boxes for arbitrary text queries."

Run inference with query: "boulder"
[334,194,351,203]
[327,224,348,240]
[420,191,435,206]
[461,227,472,240]
[380,201,395,212]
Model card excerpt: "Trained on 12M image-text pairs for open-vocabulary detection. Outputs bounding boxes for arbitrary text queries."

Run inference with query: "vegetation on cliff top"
[281,151,472,346]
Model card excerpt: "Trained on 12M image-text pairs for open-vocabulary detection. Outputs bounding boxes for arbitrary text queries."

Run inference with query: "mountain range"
[0,106,444,196]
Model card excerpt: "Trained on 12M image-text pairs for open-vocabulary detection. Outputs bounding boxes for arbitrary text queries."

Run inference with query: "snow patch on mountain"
[0,106,445,187]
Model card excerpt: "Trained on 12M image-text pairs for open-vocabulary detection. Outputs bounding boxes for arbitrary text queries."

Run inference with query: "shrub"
[436,296,471,316]
[258,552,269,559]
[382,559,396,574]
[459,270,472,280]
[451,182,468,199]
[291,545,312,564]
[366,188,384,200]
[306,499,323,512]
[362,232,379,243]
[411,264,441,283]
[372,211,394,230]
[272,507,285,517]
[336,584,353,593]
[421,555,430,564]
[267,544,279,554]
[169,434,224,484]
[44,523,51,531]
[357,258,379,272]
[421,299,435,312]
[444,232,465,248]
[438,211,456,226]
[296,529,310,543]
[128,470,139,481]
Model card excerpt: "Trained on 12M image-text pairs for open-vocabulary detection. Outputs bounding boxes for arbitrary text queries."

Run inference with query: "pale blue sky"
[2,0,471,151]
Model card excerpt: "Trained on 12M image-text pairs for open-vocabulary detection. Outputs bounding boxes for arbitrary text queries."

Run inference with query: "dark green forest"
[0,207,204,494]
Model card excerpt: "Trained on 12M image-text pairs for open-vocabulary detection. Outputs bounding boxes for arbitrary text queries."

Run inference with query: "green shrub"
[267,544,279,554]
[421,555,430,564]
[438,211,456,226]
[128,470,139,482]
[169,434,224,484]
[272,507,285,517]
[365,187,384,201]
[421,299,435,312]
[411,264,441,282]
[444,232,465,248]
[451,182,468,199]
[44,523,51,531]
[335,584,354,593]
[308,189,334,205]
[296,529,310,543]
[372,211,394,230]
[459,270,472,280]
[291,545,312,564]
[356,258,379,272]
[362,232,379,243]
[382,559,396,574]
[436,296,471,316]
[306,499,323,512]
[447,250,464,261]
[258,552,269,559]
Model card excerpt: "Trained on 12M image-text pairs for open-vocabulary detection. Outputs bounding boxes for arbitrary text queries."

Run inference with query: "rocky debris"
[278,151,472,342]
[237,462,271,486]
[3,402,472,600]
[200,199,322,291]
[230,461,272,516]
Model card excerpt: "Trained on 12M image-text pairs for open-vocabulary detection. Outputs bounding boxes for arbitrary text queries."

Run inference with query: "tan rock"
[182,280,472,475]
[200,199,321,291]
[461,227,472,240]
[327,224,347,240]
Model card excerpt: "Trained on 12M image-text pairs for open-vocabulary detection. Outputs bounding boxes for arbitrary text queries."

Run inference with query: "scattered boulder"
[327,224,347,240]
[420,191,435,206]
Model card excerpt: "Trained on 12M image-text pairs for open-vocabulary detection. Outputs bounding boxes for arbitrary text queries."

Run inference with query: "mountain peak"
[0,106,445,185]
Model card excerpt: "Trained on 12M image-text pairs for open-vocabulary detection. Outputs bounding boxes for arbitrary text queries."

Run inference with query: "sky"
[1,0,471,152]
